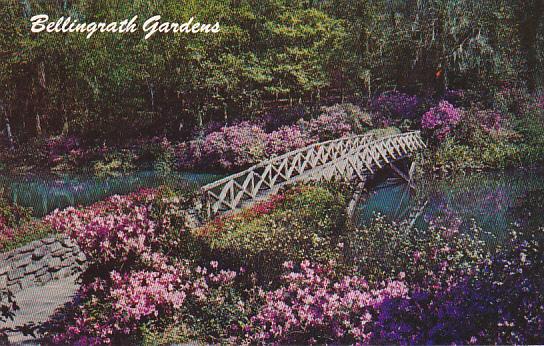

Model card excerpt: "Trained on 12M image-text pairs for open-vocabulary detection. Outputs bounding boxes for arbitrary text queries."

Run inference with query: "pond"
[2,167,543,240]
[353,168,544,243]
[0,171,223,217]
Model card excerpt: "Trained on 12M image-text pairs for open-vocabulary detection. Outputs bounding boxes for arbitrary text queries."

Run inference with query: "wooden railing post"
[200,131,425,218]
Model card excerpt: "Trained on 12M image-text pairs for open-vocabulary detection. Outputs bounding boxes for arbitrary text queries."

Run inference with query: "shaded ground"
[3,275,79,344]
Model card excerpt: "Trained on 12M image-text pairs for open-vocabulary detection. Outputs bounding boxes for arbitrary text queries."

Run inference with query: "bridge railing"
[311,131,425,182]
[200,132,377,217]
[200,130,425,218]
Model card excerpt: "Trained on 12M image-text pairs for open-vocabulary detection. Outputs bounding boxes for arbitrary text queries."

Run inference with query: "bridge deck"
[201,131,425,218]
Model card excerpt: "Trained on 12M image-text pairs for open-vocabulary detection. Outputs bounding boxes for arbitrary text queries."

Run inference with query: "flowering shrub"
[197,184,347,284]
[421,101,463,141]
[177,103,371,171]
[310,103,373,137]
[0,192,48,252]
[343,216,488,287]
[443,88,466,105]
[44,186,243,344]
[45,187,197,267]
[38,180,544,345]
[371,91,420,120]
[0,219,52,253]
[300,111,353,141]
[0,192,30,230]
[265,125,312,157]
[372,232,544,345]
[46,190,160,266]
[473,108,503,134]
[177,122,268,171]
[45,260,239,345]
[45,135,81,166]
[494,83,532,115]
[245,261,409,344]
[239,222,544,345]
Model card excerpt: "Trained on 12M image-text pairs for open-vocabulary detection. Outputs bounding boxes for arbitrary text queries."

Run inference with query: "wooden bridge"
[200,131,426,218]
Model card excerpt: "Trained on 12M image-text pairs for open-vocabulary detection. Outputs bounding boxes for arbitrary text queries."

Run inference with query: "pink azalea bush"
[44,187,242,344]
[46,258,239,345]
[265,125,312,157]
[421,101,463,141]
[177,121,268,171]
[177,103,372,171]
[300,103,372,141]
[45,135,81,165]
[245,260,408,344]
[46,190,162,265]
[300,112,353,141]
[473,108,503,133]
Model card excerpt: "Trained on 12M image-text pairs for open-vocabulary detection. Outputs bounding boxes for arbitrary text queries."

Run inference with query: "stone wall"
[0,236,86,293]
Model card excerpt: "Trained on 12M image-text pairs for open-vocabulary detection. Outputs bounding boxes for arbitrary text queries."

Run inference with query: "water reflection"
[0,171,223,217]
[354,169,544,237]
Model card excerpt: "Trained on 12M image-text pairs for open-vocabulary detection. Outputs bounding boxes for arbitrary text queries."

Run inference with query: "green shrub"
[342,216,490,286]
[196,183,349,285]
[92,150,136,177]
[0,220,53,253]
[515,109,544,163]
[150,187,206,261]
[368,126,401,138]
[427,134,523,173]
[0,190,31,228]
[0,189,53,252]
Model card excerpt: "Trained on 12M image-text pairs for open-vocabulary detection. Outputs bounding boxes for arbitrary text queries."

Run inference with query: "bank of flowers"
[39,181,544,345]
[177,104,373,171]
[370,91,422,120]
[2,87,543,177]
[0,193,52,252]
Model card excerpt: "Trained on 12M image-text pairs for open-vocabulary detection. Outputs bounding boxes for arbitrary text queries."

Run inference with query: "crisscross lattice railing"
[200,131,425,217]
[304,131,426,182]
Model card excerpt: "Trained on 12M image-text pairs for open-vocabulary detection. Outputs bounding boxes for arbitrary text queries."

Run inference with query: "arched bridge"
[200,131,425,217]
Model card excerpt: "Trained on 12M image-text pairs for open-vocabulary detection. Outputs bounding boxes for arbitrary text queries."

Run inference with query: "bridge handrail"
[200,132,376,191]
[316,130,423,174]
[200,130,424,217]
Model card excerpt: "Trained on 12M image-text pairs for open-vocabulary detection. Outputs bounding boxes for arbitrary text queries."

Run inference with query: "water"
[2,168,542,234]
[0,171,223,217]
[353,169,544,239]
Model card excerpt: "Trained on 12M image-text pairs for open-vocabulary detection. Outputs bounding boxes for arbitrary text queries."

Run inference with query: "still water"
[0,171,223,217]
[1,168,542,238]
[353,169,544,239]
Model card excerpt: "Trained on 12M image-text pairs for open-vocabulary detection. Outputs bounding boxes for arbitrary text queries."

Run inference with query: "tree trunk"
[520,0,544,92]
[61,98,69,135]
[36,113,42,136]
[1,102,15,150]
[36,61,46,137]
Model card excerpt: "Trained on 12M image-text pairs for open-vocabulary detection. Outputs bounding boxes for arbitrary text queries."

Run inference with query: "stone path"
[3,275,79,344]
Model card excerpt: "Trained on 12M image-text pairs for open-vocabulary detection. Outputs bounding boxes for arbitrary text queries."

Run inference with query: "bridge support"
[389,161,416,190]
[346,181,366,224]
